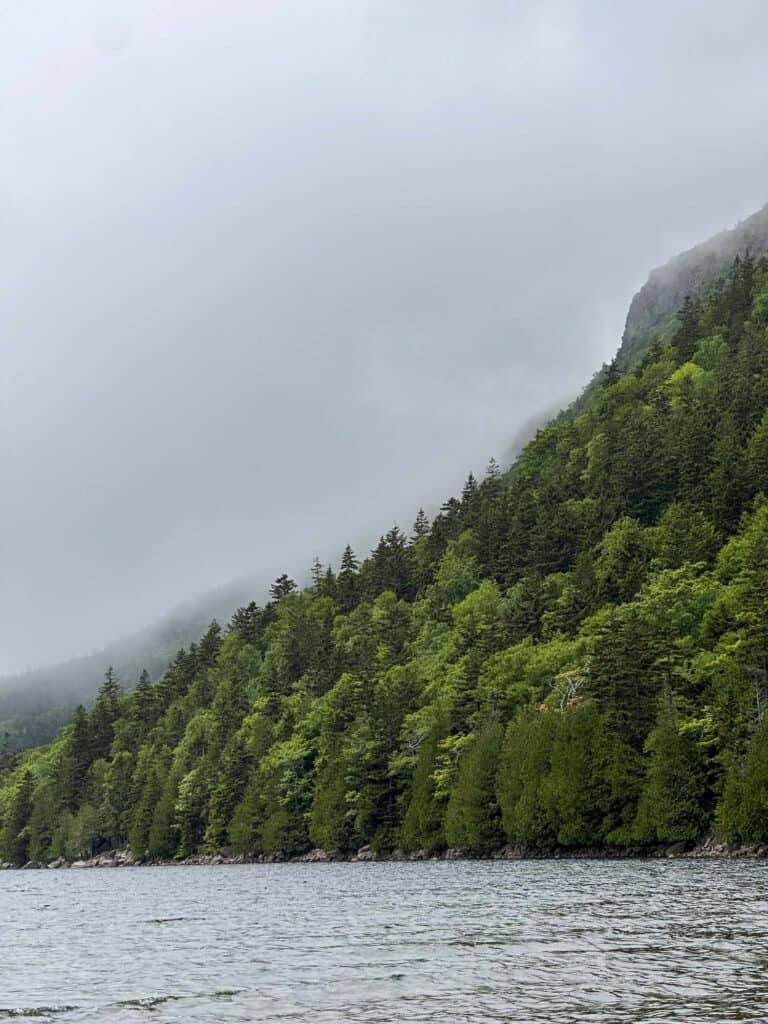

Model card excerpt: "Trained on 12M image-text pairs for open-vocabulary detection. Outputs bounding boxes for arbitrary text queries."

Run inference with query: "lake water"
[1,860,767,1022]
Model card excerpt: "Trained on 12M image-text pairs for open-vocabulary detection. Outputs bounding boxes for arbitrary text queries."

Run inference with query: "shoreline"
[3,838,768,870]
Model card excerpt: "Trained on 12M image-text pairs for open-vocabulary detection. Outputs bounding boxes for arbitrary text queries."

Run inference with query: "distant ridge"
[0,576,261,750]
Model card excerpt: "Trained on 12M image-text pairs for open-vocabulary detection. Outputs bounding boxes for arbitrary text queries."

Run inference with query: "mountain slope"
[3,222,768,864]
[7,207,765,756]
[618,202,768,367]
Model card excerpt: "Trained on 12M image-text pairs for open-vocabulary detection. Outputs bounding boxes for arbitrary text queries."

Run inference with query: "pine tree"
[337,544,359,612]
[148,769,181,859]
[460,474,481,527]
[633,691,708,843]
[320,565,337,599]
[0,770,34,864]
[602,358,621,385]
[718,717,768,844]
[412,507,430,540]
[400,724,447,852]
[484,457,501,489]
[131,669,157,737]
[269,575,297,602]
[366,526,414,600]
[444,719,504,852]
[709,414,749,535]
[90,666,123,760]
[671,295,700,363]
[59,705,92,811]
[310,556,324,591]
[497,709,558,847]
[197,621,223,669]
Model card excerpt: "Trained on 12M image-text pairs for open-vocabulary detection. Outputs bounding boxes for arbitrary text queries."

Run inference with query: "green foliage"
[3,259,768,859]
[444,719,504,852]
[633,691,709,842]
[399,712,448,852]
[718,718,768,844]
[497,709,558,847]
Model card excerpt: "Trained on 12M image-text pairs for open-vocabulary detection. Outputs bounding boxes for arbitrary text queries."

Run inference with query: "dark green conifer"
[269,575,297,602]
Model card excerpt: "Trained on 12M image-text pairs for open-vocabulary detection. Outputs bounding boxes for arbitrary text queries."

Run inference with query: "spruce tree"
[412,507,430,540]
[197,621,223,669]
[337,544,359,612]
[0,770,34,864]
[444,719,504,853]
[269,575,297,602]
[633,691,708,843]
[671,295,700,363]
[59,705,92,811]
[310,556,324,591]
[90,666,123,760]
[400,724,446,852]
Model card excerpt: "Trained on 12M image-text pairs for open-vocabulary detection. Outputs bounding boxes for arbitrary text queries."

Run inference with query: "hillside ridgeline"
[3,250,768,865]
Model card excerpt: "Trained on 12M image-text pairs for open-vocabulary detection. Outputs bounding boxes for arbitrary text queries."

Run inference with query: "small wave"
[116,995,183,1010]
[0,1008,79,1020]
[116,989,242,1011]
[147,916,204,924]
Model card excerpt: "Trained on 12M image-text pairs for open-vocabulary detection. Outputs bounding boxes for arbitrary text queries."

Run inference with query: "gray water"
[1,860,767,1023]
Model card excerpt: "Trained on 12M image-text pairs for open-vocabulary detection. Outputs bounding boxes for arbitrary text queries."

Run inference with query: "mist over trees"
[0,579,262,752]
[3,254,768,863]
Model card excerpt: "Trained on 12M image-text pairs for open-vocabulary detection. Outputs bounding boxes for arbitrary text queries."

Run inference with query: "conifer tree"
[59,705,92,811]
[90,666,123,760]
[197,621,223,669]
[269,575,297,602]
[718,718,768,844]
[444,719,504,852]
[460,474,481,527]
[337,544,359,612]
[671,295,700,363]
[412,507,430,540]
[400,724,447,852]
[310,557,324,591]
[0,770,34,864]
[633,691,708,843]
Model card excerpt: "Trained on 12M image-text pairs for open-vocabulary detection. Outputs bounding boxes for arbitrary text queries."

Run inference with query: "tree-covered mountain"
[3,238,768,865]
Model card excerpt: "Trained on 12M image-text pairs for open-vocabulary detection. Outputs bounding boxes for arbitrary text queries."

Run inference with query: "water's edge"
[4,838,768,871]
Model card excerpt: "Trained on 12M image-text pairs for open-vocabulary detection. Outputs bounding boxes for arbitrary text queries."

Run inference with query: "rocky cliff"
[618,202,768,366]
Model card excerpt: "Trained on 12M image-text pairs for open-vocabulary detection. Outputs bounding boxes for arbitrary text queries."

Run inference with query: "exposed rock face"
[618,203,768,367]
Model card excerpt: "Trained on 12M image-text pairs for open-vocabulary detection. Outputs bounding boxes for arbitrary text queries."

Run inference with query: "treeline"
[3,256,768,864]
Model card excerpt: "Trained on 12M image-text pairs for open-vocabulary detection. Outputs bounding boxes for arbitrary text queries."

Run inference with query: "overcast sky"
[1,1,767,675]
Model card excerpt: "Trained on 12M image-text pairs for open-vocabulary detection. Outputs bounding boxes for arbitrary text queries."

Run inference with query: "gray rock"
[355,845,379,862]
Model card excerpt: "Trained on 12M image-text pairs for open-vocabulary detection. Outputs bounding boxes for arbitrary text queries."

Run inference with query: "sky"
[1,0,768,675]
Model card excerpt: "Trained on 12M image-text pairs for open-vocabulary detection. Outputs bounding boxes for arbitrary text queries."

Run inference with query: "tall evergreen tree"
[269,575,297,602]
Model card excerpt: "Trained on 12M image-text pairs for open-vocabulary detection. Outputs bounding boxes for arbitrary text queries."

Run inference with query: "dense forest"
[2,254,768,865]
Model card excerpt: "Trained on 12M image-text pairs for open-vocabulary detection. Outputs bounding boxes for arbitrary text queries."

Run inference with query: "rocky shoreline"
[3,837,768,870]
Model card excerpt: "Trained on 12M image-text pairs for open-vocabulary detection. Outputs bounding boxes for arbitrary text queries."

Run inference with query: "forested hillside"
[3,254,768,865]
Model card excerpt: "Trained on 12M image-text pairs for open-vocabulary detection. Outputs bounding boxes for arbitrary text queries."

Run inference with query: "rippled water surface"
[2,860,767,1022]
